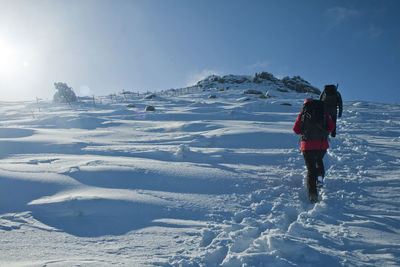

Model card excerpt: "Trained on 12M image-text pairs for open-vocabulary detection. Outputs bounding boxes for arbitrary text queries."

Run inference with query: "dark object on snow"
[277,88,289,93]
[281,103,292,106]
[209,95,217,99]
[243,89,263,95]
[319,84,343,137]
[145,105,155,111]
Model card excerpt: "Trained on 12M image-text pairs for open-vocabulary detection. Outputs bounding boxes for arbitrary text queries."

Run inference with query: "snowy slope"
[0,80,399,266]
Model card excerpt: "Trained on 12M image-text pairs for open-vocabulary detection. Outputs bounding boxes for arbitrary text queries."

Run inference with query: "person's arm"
[327,114,335,132]
[293,113,302,134]
[337,92,343,117]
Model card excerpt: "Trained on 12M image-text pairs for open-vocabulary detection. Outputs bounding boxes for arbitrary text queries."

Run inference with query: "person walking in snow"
[293,98,335,203]
[319,84,342,137]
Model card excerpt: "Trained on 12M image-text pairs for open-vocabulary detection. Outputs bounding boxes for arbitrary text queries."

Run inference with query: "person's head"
[324,84,337,93]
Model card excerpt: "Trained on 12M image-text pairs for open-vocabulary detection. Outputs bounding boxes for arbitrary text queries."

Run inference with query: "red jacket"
[293,113,335,151]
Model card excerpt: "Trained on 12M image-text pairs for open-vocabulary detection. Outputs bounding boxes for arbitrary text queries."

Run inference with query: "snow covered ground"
[0,83,399,266]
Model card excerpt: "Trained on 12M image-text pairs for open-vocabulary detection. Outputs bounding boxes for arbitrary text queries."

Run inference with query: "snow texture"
[0,80,399,266]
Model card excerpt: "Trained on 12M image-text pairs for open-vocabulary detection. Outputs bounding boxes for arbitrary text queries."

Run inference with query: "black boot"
[307,176,319,203]
[309,193,318,203]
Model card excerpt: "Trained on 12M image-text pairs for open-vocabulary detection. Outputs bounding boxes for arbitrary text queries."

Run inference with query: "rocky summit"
[195,72,321,95]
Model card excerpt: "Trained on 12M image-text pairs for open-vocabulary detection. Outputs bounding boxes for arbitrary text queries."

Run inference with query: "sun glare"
[0,38,39,100]
[0,39,28,75]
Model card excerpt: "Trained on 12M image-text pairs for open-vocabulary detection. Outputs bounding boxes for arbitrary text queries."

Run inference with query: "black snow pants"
[302,150,327,196]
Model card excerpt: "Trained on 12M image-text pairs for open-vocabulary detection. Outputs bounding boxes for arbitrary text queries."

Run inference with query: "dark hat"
[324,84,337,90]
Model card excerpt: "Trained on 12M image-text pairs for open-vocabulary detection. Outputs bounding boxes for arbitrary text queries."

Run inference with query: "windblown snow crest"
[0,76,399,266]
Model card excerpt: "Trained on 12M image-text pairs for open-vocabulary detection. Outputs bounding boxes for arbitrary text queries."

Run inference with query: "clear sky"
[0,0,399,103]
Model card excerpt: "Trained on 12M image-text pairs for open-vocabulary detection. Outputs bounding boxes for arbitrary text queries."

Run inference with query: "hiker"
[293,98,335,203]
[319,84,342,137]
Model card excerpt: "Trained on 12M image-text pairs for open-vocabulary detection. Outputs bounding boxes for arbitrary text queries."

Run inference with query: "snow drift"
[0,76,399,266]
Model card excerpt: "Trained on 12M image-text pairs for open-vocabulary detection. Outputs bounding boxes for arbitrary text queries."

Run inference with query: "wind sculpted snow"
[0,86,399,266]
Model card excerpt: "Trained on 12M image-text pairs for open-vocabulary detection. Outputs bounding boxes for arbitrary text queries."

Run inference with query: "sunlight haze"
[0,0,399,103]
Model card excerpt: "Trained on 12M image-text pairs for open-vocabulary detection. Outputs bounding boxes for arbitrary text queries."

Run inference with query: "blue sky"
[0,0,399,103]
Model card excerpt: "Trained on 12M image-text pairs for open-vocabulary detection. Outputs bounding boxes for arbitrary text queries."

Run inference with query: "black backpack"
[301,100,329,141]
[321,84,338,107]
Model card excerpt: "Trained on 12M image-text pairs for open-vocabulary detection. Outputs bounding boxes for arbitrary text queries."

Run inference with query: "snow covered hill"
[0,78,399,266]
